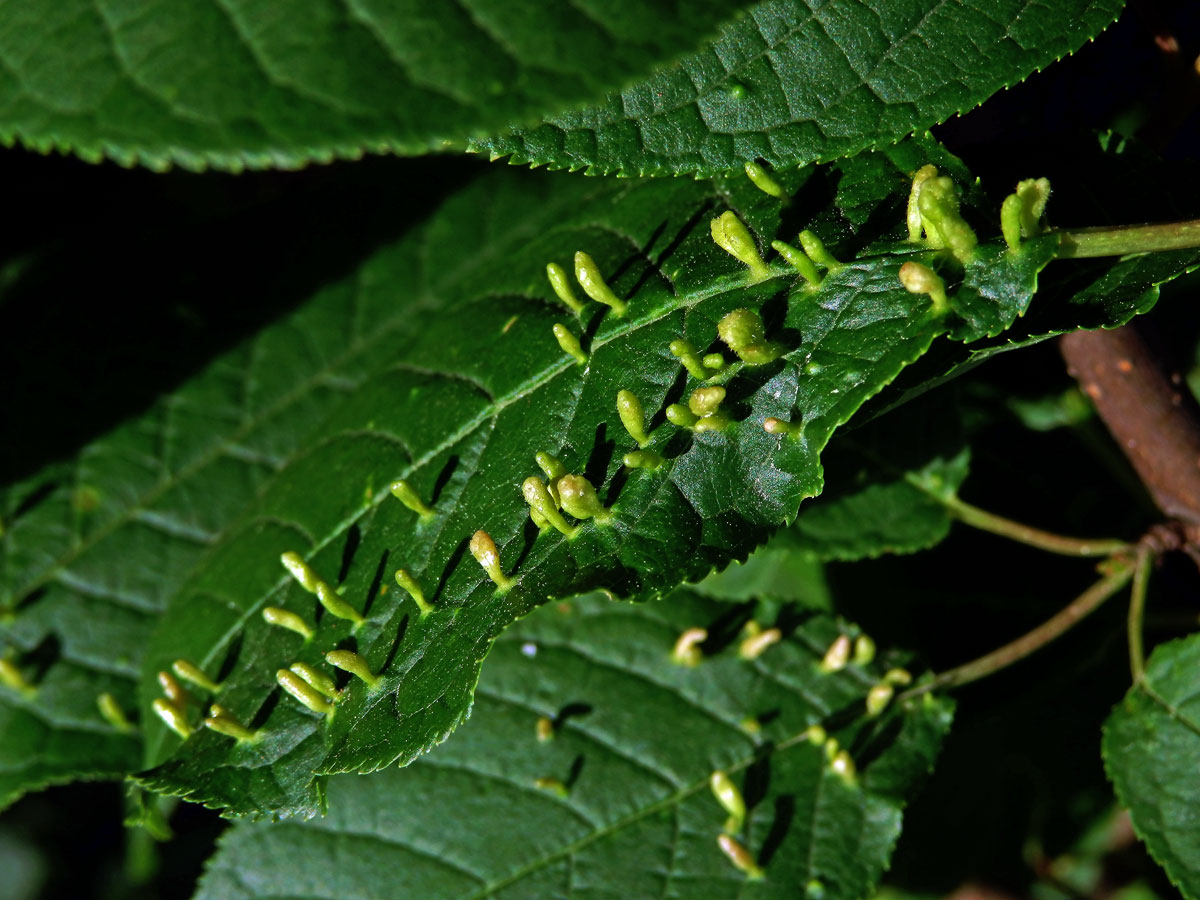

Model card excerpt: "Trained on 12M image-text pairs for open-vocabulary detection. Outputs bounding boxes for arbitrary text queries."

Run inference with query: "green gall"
[1000,193,1024,252]
[558,474,611,523]
[574,251,627,316]
[315,582,365,627]
[739,627,781,660]
[710,211,771,282]
[853,635,876,666]
[1016,177,1051,236]
[688,386,725,418]
[172,659,221,693]
[717,308,765,355]
[534,776,569,797]
[616,389,650,447]
[798,230,841,270]
[764,417,802,439]
[545,261,585,313]
[736,343,782,366]
[830,749,857,785]
[152,698,192,739]
[280,551,320,593]
[289,662,340,700]
[394,568,433,615]
[701,353,726,372]
[623,449,664,470]
[0,659,34,698]
[884,667,913,686]
[470,530,514,591]
[666,403,699,428]
[917,176,977,263]
[262,606,313,639]
[96,693,133,733]
[536,716,555,742]
[389,479,434,518]
[819,634,851,672]
[717,834,764,879]
[325,650,380,689]
[522,477,576,537]
[771,239,821,286]
[552,323,588,366]
[727,81,746,99]
[669,338,716,380]
[907,164,939,242]
[157,670,191,708]
[744,161,787,200]
[535,451,567,505]
[898,261,949,315]
[807,880,826,900]
[866,682,895,717]
[204,707,259,742]
[803,724,826,745]
[276,669,333,715]
[710,770,747,833]
[672,627,707,667]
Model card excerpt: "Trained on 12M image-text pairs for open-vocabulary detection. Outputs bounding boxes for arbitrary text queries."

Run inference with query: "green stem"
[1055,219,1200,258]
[902,562,1134,698]
[1128,545,1152,683]
[940,494,1131,558]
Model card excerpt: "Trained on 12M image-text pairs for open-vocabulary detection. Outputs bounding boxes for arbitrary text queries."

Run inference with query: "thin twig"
[1128,544,1153,682]
[1055,218,1200,258]
[901,562,1134,699]
[941,494,1131,558]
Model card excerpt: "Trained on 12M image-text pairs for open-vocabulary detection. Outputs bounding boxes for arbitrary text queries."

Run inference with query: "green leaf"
[472,0,1124,176]
[689,536,831,609]
[0,0,746,171]
[132,148,1047,819]
[783,393,969,562]
[1104,634,1200,899]
[194,591,954,899]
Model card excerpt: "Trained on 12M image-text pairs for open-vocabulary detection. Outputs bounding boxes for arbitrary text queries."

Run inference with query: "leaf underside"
[472,0,1126,176]
[195,591,954,900]
[132,143,1051,819]
[0,0,746,171]
[1104,634,1200,900]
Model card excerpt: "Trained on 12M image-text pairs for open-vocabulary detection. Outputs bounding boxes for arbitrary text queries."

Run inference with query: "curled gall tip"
[917,177,977,263]
[276,669,334,715]
[325,650,380,689]
[710,211,772,282]
[172,659,221,693]
[744,161,787,200]
[97,692,133,733]
[616,389,650,447]
[394,568,433,615]
[573,251,627,316]
[710,770,747,833]
[389,479,434,519]
[262,606,314,639]
[819,634,851,673]
[289,662,340,700]
[546,261,585,314]
[522,477,577,537]
[470,530,514,591]
[898,261,949,315]
[771,239,821,287]
[717,834,764,879]
[552,323,588,366]
[152,698,192,739]
[907,164,939,242]
[557,474,611,524]
[672,627,707,666]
